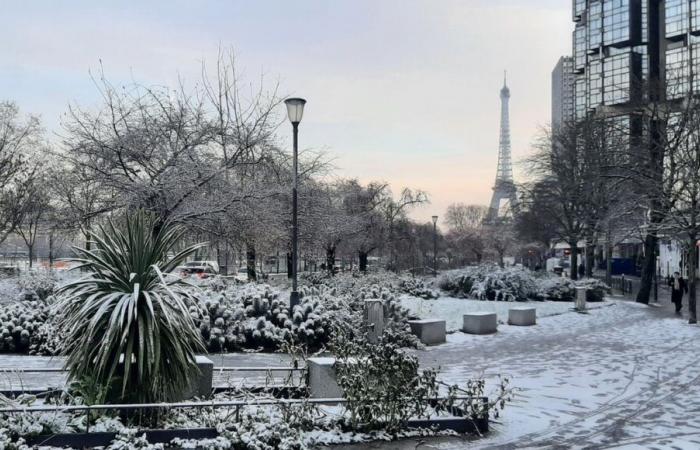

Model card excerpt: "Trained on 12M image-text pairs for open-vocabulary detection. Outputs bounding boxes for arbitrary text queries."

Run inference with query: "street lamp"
[432,215,438,277]
[285,97,306,309]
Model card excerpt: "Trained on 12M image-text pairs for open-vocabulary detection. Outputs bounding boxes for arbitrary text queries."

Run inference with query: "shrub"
[54,211,206,404]
[438,266,538,301]
[575,278,609,302]
[535,277,575,301]
[397,276,438,299]
[0,299,58,354]
[16,272,58,301]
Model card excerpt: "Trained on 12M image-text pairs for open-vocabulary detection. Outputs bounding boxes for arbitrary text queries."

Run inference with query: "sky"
[2,0,571,223]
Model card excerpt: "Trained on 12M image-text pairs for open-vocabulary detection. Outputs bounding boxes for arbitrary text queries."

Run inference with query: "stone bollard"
[307,357,343,399]
[408,319,446,345]
[575,286,587,311]
[364,299,384,343]
[180,355,214,400]
[507,307,536,326]
[462,312,498,334]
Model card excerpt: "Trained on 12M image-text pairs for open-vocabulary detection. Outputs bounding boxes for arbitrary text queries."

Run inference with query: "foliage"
[0,299,60,354]
[54,211,206,403]
[438,266,538,301]
[397,276,438,299]
[575,278,609,302]
[330,327,513,434]
[330,327,440,433]
[190,283,332,352]
[16,272,57,301]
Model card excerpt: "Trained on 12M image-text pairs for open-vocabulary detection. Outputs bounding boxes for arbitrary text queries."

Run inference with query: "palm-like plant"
[55,211,206,404]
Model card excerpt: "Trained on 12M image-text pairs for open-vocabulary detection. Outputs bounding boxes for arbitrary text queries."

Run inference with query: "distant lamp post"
[432,215,438,277]
[285,97,306,309]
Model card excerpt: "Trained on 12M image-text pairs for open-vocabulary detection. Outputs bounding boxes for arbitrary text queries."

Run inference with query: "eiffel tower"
[486,72,518,223]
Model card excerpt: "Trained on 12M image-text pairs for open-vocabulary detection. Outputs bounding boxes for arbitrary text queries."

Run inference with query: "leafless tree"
[0,101,42,248]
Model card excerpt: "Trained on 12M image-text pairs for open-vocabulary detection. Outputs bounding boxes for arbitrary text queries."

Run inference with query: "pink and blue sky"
[2,0,570,221]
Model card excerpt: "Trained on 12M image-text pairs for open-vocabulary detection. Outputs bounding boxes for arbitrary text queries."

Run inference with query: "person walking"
[669,271,688,315]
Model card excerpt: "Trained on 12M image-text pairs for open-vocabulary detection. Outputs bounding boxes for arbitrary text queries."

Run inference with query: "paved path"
[331,295,700,449]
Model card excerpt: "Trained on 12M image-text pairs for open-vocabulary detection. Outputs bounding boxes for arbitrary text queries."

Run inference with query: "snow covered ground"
[406,296,700,449]
[400,294,610,332]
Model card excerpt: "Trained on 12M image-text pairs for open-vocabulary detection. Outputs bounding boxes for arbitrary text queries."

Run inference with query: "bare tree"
[0,101,41,248]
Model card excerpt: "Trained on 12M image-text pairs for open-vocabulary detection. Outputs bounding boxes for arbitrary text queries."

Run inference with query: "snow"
[409,296,700,448]
[400,294,610,332]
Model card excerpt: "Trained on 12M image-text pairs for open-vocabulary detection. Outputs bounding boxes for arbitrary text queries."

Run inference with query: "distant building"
[551,56,575,129]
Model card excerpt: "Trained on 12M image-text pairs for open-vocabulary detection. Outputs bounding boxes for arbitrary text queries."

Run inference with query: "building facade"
[551,56,576,128]
[571,0,700,278]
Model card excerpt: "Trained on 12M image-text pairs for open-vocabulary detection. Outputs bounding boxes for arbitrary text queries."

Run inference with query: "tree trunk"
[636,233,658,304]
[606,239,613,287]
[287,253,293,278]
[498,251,505,268]
[585,241,594,278]
[359,251,368,272]
[326,246,336,276]
[688,237,697,324]
[48,233,54,269]
[27,244,33,269]
[569,241,578,280]
[246,243,256,281]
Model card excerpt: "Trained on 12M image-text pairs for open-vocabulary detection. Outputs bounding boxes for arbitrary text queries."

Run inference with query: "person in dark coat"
[669,271,688,315]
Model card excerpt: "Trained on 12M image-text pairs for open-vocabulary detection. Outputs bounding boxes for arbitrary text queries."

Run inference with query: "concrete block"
[462,312,497,335]
[181,355,214,400]
[508,307,536,326]
[408,319,446,345]
[307,357,342,399]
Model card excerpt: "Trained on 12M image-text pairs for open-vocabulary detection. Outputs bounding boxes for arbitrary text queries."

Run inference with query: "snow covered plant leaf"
[53,210,206,404]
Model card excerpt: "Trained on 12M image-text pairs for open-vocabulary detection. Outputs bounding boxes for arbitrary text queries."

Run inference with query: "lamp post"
[432,215,438,277]
[285,97,306,309]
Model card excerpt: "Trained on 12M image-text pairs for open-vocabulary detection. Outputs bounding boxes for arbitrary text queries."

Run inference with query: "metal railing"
[0,366,305,374]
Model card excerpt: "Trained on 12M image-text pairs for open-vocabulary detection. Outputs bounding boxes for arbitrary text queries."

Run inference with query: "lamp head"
[285,97,306,124]
[432,215,438,225]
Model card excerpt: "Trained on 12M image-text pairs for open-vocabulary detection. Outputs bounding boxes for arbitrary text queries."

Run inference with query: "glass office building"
[571,0,700,112]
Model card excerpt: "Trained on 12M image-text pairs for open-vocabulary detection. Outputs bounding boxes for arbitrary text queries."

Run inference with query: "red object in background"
[564,249,571,256]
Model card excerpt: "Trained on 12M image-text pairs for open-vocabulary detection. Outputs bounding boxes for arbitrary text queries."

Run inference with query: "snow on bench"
[408,319,446,345]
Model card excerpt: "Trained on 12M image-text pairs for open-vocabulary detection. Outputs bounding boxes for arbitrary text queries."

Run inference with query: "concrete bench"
[408,319,446,345]
[307,357,343,399]
[462,312,497,335]
[508,307,536,326]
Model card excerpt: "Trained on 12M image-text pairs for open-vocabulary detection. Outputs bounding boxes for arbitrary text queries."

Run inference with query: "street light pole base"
[290,291,300,309]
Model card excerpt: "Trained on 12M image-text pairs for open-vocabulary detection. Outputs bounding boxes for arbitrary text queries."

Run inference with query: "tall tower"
[487,72,518,223]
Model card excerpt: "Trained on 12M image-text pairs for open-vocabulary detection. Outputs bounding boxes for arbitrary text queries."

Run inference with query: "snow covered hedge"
[0,271,420,355]
[438,266,608,302]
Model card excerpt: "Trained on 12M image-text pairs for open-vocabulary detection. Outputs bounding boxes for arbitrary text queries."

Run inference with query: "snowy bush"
[16,272,58,301]
[398,276,438,299]
[535,276,575,301]
[191,283,333,352]
[438,266,538,301]
[575,278,609,302]
[0,299,61,355]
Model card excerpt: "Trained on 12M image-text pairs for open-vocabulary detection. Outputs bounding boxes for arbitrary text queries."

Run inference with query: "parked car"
[178,261,219,279]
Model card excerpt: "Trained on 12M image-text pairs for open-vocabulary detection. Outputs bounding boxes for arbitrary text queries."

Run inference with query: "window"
[603,53,632,104]
[603,0,631,45]
[666,0,689,38]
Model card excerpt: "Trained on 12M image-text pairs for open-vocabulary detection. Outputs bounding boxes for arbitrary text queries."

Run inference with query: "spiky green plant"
[54,210,206,404]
